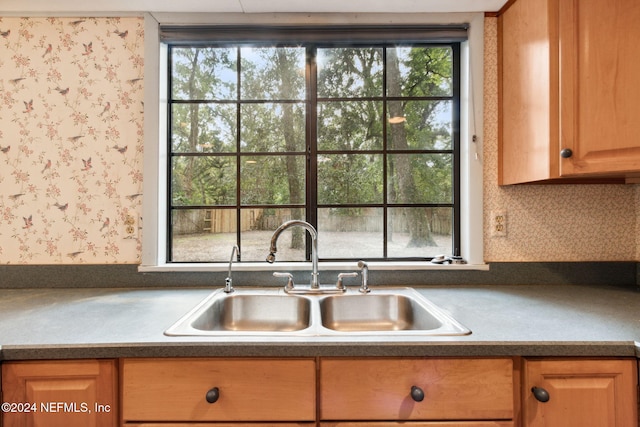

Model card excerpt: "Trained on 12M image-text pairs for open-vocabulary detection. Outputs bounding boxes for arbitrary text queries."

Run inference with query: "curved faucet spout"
[267,220,319,289]
[224,245,240,293]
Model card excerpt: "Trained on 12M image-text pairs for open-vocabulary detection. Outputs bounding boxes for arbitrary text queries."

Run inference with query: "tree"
[317,46,453,248]
[240,47,306,249]
[171,47,237,206]
[170,43,454,257]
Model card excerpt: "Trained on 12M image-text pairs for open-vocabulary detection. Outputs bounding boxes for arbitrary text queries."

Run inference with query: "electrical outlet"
[490,210,507,237]
[124,214,138,239]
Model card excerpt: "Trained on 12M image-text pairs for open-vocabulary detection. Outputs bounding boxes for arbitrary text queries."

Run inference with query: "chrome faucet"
[266,220,319,289]
[224,245,240,293]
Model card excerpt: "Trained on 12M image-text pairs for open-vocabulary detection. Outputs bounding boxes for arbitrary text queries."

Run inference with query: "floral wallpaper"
[482,17,639,262]
[0,17,144,264]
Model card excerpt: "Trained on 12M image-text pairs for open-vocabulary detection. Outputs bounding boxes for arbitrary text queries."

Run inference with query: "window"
[163,26,466,264]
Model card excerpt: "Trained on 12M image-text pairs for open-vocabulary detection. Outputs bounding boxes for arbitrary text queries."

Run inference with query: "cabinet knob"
[531,386,550,402]
[205,387,220,404]
[560,148,573,158]
[410,385,425,402]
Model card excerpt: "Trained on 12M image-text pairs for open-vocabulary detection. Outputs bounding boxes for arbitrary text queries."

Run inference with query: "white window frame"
[139,12,486,273]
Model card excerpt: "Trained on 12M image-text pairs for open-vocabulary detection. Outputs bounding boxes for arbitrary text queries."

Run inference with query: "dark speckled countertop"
[1,284,639,360]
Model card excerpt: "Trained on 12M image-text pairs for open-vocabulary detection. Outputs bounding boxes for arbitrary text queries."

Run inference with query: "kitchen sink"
[164,287,470,337]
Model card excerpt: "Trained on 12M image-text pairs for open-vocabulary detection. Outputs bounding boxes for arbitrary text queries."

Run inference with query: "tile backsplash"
[0,17,144,264]
[0,15,637,265]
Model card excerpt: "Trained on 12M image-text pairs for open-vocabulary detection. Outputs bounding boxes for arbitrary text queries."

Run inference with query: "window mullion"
[306,46,318,262]
[236,47,242,255]
[382,46,389,258]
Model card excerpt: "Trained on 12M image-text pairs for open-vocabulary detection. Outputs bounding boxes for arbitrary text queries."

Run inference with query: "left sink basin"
[164,289,312,336]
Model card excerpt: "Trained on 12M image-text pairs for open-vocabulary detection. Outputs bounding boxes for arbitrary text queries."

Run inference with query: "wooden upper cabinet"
[500,0,558,184]
[523,359,637,427]
[499,0,640,184]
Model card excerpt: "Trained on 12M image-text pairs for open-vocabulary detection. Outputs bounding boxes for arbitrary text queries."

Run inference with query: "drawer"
[320,358,514,421]
[127,424,315,426]
[320,423,514,427]
[122,358,316,422]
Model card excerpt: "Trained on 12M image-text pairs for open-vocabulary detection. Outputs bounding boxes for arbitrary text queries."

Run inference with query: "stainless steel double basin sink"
[164,287,470,337]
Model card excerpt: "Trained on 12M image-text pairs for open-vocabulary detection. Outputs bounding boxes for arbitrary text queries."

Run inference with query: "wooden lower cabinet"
[121,358,316,423]
[114,423,514,427]
[4,356,637,427]
[320,358,515,423]
[1,359,117,427]
[320,423,513,427]
[523,358,637,427]
[126,424,313,426]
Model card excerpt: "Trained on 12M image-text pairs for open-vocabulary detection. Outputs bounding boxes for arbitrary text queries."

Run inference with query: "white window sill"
[138,261,489,273]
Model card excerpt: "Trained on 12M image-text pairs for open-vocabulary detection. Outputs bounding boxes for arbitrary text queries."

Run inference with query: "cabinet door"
[558,0,640,176]
[122,358,315,422]
[320,358,514,421]
[126,424,314,426]
[523,359,637,427]
[320,423,514,426]
[1,359,117,427]
[499,0,558,184]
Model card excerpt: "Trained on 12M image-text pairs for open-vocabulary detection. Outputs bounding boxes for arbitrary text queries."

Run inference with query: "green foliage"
[170,43,455,252]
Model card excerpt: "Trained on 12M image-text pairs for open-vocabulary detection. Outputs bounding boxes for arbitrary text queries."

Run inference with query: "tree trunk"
[276,50,304,249]
[386,48,436,247]
[184,49,201,202]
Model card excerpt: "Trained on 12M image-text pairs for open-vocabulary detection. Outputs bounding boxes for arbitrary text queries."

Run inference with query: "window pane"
[241,155,305,205]
[387,207,452,257]
[171,156,236,205]
[387,100,453,150]
[171,103,237,153]
[386,46,453,97]
[241,103,305,152]
[171,209,237,262]
[387,153,452,204]
[172,47,237,100]
[317,100,383,151]
[318,208,383,258]
[241,47,305,100]
[167,35,459,263]
[318,154,383,204]
[240,208,305,261]
[317,48,383,98]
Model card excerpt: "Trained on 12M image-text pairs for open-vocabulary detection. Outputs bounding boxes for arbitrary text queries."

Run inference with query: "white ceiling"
[0,0,508,14]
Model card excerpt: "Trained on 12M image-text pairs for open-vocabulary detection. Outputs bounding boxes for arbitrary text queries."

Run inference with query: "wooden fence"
[173,208,451,236]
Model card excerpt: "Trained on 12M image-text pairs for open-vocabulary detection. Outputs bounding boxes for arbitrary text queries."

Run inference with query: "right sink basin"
[319,288,470,335]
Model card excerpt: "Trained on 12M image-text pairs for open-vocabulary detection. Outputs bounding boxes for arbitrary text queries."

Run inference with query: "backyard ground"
[172,230,452,262]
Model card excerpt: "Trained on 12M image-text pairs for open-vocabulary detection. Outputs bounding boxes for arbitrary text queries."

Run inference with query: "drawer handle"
[205,387,220,404]
[531,386,550,403]
[410,385,425,402]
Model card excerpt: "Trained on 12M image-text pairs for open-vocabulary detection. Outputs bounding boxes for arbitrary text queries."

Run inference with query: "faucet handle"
[336,272,358,291]
[273,272,295,292]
